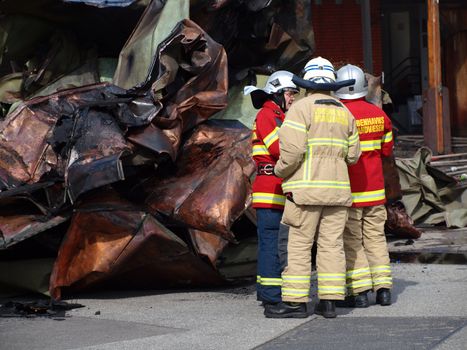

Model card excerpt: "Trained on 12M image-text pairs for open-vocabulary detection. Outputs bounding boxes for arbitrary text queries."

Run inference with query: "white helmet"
[303,56,336,83]
[244,70,298,96]
[262,70,299,94]
[335,64,368,99]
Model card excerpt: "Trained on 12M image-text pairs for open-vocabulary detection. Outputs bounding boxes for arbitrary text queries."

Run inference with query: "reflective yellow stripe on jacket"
[348,132,360,145]
[252,192,286,206]
[252,144,270,156]
[282,180,350,191]
[263,127,279,148]
[382,131,393,143]
[360,139,382,151]
[282,120,307,133]
[351,189,386,204]
[307,138,349,148]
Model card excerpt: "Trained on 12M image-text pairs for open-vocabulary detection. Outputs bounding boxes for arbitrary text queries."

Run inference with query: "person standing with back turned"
[334,64,394,308]
[244,71,299,309]
[265,57,361,319]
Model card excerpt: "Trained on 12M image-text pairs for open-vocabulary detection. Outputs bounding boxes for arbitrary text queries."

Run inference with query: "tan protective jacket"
[275,92,360,206]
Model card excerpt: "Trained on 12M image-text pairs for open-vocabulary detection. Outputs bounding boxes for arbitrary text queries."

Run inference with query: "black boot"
[376,288,392,306]
[261,301,279,311]
[314,300,337,318]
[264,302,308,318]
[336,291,369,308]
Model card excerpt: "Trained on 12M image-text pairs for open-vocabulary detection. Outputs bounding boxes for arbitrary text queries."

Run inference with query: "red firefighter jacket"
[342,98,394,207]
[251,100,286,209]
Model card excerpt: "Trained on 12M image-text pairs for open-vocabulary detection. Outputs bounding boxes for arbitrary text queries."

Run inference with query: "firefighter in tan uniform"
[265,57,361,319]
[335,64,394,308]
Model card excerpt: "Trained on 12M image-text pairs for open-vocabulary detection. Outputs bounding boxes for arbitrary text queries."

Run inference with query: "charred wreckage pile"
[0,0,420,299]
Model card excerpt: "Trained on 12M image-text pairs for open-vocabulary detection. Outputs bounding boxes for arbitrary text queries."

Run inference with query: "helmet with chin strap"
[262,71,299,94]
[244,70,298,111]
[335,64,368,99]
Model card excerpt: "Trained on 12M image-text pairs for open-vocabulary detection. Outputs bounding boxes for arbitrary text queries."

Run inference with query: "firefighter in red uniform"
[335,64,394,307]
[244,71,299,308]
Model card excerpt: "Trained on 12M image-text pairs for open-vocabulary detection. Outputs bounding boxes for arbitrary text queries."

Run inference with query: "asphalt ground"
[1,263,467,350]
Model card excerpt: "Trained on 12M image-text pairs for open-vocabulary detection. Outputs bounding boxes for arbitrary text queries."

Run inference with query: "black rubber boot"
[264,302,308,318]
[376,288,392,306]
[314,300,337,318]
[336,291,370,308]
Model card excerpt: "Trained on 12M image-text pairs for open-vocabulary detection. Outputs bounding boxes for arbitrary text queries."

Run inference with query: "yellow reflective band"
[382,131,393,143]
[346,267,371,275]
[373,277,393,286]
[252,144,270,156]
[283,180,350,191]
[308,138,349,148]
[257,275,261,283]
[282,119,307,133]
[259,278,283,286]
[360,139,382,151]
[346,268,371,278]
[348,132,360,145]
[263,127,279,148]
[252,193,286,206]
[282,288,309,296]
[352,189,386,203]
[370,265,392,273]
[318,286,346,294]
[346,279,373,288]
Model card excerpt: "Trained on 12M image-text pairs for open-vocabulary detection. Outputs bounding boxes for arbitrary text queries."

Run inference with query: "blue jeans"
[256,208,283,303]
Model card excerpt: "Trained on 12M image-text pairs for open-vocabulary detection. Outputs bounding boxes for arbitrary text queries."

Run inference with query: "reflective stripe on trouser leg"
[362,205,392,291]
[316,206,348,300]
[281,202,320,303]
[344,207,372,295]
[256,208,283,303]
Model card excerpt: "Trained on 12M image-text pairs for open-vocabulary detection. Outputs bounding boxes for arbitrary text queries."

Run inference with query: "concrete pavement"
[1,263,467,350]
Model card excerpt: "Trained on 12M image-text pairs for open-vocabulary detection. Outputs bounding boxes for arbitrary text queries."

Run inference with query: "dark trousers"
[256,208,283,303]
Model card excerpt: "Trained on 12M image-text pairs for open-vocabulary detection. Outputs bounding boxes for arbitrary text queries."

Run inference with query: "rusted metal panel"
[0,214,69,249]
[49,190,225,299]
[189,229,229,267]
[146,120,255,241]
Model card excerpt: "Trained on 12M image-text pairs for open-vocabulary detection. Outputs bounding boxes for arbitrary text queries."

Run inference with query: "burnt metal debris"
[0,299,84,319]
[0,0,431,299]
[0,0,312,298]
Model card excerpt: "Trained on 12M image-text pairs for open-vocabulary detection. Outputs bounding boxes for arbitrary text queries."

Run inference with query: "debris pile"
[0,0,314,298]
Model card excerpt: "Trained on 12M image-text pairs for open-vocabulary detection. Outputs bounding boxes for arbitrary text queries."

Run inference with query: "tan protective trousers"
[281,200,348,303]
[343,205,392,295]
